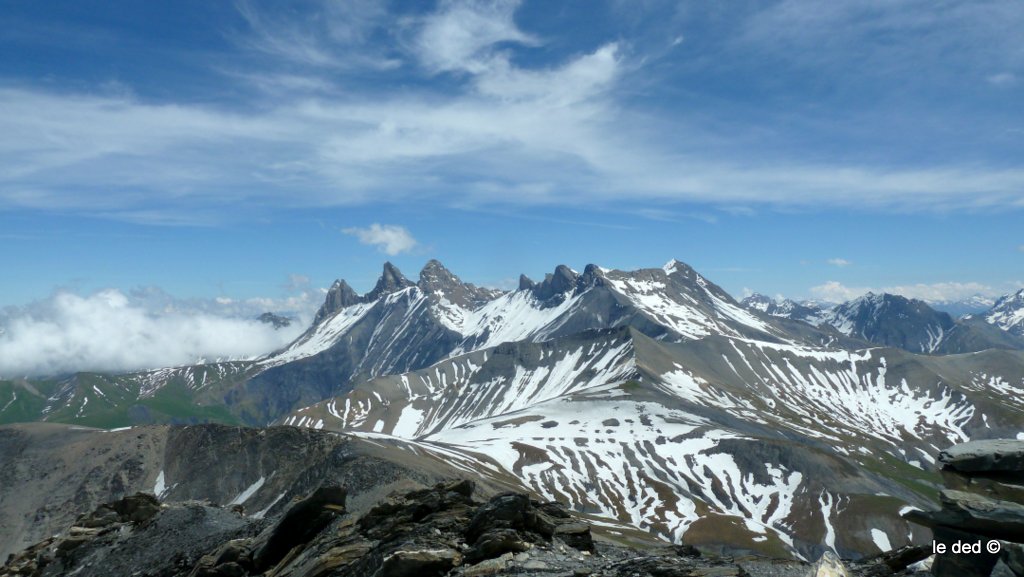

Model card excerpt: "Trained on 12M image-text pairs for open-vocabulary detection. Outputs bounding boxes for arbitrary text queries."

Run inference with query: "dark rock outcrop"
[905,438,1024,577]
[940,440,1024,474]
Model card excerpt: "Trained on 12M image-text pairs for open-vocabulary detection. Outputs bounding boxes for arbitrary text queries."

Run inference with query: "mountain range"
[2,259,1023,562]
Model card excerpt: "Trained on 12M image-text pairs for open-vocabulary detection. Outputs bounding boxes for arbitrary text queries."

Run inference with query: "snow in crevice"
[154,470,168,499]
[228,476,267,506]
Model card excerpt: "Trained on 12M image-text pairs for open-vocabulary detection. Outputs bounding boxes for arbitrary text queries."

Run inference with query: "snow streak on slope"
[134,361,253,397]
[451,290,584,355]
[603,270,786,342]
[681,340,977,451]
[262,302,374,367]
[426,391,804,548]
[285,332,638,437]
[965,372,1024,399]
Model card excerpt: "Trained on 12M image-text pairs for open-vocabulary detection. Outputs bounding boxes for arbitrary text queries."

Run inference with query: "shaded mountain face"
[821,293,1024,355]
[0,422,516,562]
[822,293,956,354]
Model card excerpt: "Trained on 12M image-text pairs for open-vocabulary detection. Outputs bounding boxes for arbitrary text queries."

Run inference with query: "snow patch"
[871,528,892,552]
[228,476,266,506]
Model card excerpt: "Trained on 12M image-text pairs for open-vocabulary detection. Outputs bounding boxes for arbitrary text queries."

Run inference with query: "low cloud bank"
[810,280,1000,304]
[0,288,311,377]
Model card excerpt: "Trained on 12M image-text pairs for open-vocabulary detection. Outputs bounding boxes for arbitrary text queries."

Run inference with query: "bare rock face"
[4,479,861,577]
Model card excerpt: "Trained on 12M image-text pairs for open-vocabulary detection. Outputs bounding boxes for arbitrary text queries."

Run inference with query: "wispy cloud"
[343,223,418,255]
[2,0,1024,223]
[826,258,851,267]
[0,286,319,376]
[987,72,1017,87]
[414,0,539,74]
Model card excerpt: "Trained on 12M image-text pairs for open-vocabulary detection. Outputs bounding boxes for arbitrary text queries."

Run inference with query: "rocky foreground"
[3,479,942,577]
[904,439,1024,577]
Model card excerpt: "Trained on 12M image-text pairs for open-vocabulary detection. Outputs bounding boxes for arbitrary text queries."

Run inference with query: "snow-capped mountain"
[283,322,1024,559]
[925,295,996,317]
[983,289,1024,336]
[741,291,1024,355]
[8,259,1024,561]
[740,293,830,326]
[821,293,955,354]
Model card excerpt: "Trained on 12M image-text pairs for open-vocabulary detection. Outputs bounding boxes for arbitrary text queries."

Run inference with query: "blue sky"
[2,0,1023,316]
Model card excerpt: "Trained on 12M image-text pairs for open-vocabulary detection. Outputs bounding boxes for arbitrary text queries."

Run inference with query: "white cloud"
[826,258,851,267]
[1018,245,1024,252]
[2,1,1024,221]
[808,281,871,303]
[415,0,539,74]
[0,288,311,376]
[809,280,999,304]
[987,72,1017,86]
[342,223,418,255]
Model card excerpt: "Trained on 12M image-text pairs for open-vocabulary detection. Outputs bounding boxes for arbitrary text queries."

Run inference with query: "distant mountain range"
[740,290,1024,355]
[2,259,1023,562]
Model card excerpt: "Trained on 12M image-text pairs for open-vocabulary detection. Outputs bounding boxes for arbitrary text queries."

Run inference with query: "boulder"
[465,528,532,563]
[940,440,1024,474]
[463,552,513,577]
[807,551,849,577]
[875,544,931,573]
[937,490,1024,541]
[1000,542,1024,577]
[253,486,347,571]
[377,547,462,577]
[553,522,595,553]
[929,526,1000,577]
[942,469,1024,504]
[465,493,535,543]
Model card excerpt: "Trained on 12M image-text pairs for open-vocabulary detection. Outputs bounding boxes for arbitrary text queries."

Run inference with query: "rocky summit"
[1,478,946,577]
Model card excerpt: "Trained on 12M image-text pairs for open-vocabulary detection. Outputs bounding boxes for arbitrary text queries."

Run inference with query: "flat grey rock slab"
[940,440,1024,473]
[904,489,1024,542]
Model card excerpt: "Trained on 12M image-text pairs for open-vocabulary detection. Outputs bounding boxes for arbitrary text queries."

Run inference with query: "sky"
[1,0,1023,374]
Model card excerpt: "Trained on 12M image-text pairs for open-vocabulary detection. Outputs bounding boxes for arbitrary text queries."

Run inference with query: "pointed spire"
[418,259,461,292]
[365,262,414,302]
[313,279,361,324]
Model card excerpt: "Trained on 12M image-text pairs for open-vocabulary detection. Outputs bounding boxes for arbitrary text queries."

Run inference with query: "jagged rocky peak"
[364,261,415,302]
[417,259,461,291]
[662,258,699,280]
[518,274,536,291]
[578,263,607,289]
[312,263,414,325]
[313,279,361,324]
[533,264,579,302]
[741,293,774,312]
[417,259,501,308]
[257,312,293,329]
